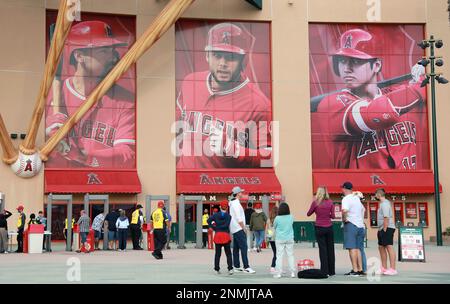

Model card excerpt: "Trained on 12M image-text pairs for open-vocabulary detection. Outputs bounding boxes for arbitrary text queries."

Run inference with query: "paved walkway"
[1,241,449,284]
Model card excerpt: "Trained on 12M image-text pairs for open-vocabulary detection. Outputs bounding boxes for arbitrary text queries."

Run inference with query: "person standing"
[163,207,172,250]
[130,204,144,250]
[208,200,233,275]
[15,205,26,253]
[307,186,336,277]
[64,217,75,250]
[202,209,209,249]
[36,211,47,251]
[76,210,91,253]
[375,188,398,276]
[273,202,296,279]
[116,210,130,251]
[249,203,267,252]
[150,201,169,260]
[91,211,105,250]
[0,209,12,253]
[244,202,255,251]
[104,209,120,250]
[229,186,255,274]
[267,206,278,273]
[341,182,365,277]
[28,213,37,228]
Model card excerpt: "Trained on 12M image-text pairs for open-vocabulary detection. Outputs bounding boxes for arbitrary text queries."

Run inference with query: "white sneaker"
[273,273,282,279]
[291,272,296,278]
[228,269,234,275]
[234,267,244,272]
[270,267,276,274]
[215,270,221,275]
[244,267,256,274]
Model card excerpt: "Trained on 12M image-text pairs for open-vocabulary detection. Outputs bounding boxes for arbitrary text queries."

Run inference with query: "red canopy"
[177,169,282,194]
[45,169,141,194]
[313,170,441,194]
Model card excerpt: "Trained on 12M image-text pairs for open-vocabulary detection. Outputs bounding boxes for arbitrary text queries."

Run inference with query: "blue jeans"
[358,228,367,272]
[232,230,249,269]
[253,230,265,248]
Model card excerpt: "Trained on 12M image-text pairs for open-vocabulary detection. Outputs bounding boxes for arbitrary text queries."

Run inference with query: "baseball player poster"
[175,20,273,169]
[309,24,430,170]
[45,13,136,169]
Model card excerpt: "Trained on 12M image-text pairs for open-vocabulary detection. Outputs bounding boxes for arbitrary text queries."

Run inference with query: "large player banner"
[45,12,136,169]
[175,20,273,169]
[309,24,430,170]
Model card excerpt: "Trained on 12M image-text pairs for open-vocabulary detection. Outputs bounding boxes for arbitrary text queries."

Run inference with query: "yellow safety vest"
[131,209,140,224]
[17,214,24,228]
[151,209,166,229]
[202,214,209,226]
[65,218,75,229]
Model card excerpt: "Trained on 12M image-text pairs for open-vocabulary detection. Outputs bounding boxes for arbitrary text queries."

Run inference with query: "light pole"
[418,35,448,246]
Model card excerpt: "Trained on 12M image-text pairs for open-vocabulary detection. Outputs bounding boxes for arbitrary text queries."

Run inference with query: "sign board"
[398,226,426,262]
[405,203,417,219]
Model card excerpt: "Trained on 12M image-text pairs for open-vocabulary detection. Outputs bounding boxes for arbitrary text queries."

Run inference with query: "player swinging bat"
[313,29,426,170]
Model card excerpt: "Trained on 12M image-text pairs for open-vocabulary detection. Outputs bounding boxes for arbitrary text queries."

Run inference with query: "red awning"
[177,169,282,194]
[313,170,442,194]
[45,169,141,194]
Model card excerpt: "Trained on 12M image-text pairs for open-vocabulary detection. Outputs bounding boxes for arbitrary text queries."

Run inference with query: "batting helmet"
[205,23,252,55]
[332,29,379,75]
[67,21,127,65]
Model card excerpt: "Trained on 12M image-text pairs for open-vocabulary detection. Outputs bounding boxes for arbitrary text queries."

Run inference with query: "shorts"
[108,231,117,241]
[377,228,395,246]
[343,222,365,249]
[94,230,103,240]
[80,232,88,243]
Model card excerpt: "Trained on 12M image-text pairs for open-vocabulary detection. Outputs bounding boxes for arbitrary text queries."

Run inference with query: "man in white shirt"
[341,182,365,277]
[229,186,256,274]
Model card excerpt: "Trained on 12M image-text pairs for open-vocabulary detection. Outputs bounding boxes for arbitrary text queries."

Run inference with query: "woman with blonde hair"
[307,186,336,276]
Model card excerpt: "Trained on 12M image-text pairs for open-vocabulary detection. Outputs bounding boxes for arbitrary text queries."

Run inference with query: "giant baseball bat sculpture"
[40,0,196,161]
[20,0,74,153]
[0,114,17,164]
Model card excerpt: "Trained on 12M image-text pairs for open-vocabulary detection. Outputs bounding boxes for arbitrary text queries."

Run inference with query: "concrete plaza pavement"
[1,241,449,284]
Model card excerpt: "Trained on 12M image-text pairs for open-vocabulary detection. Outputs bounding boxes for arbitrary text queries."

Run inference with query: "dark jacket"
[0,211,12,230]
[244,208,255,225]
[250,211,267,231]
[207,211,231,233]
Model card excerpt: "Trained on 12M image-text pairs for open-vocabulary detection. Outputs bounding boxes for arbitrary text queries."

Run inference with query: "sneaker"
[291,272,296,278]
[358,271,367,276]
[270,267,277,274]
[344,270,360,277]
[384,268,398,276]
[380,266,387,274]
[234,267,244,272]
[243,267,256,274]
[215,270,221,275]
[273,273,282,279]
[152,252,160,260]
[228,269,234,275]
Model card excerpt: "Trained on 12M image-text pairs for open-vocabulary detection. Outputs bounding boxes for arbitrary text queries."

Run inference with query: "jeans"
[269,241,277,268]
[315,226,336,275]
[214,243,233,271]
[245,226,254,249]
[0,228,8,252]
[118,228,128,250]
[275,240,296,274]
[253,230,265,249]
[358,227,367,272]
[232,230,249,269]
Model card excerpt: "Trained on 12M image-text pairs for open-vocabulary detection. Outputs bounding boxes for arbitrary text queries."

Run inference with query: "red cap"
[157,201,165,208]
[66,21,127,64]
[254,203,262,209]
[220,200,229,210]
[333,29,376,60]
[17,205,24,211]
[205,23,253,55]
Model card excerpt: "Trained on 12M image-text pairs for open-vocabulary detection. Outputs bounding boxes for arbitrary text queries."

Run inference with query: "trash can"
[28,224,44,254]
[72,224,80,252]
[142,223,149,250]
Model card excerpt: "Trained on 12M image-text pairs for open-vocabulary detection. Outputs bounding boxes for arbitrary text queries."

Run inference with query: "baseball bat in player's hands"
[0,114,18,164]
[40,0,196,161]
[20,0,75,155]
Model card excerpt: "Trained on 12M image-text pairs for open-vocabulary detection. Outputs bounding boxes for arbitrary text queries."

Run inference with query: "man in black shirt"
[244,202,255,251]
[104,209,120,250]
[0,209,13,253]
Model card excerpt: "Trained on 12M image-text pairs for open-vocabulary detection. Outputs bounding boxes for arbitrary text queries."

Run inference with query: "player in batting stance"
[46,21,136,168]
[176,23,272,169]
[315,29,426,169]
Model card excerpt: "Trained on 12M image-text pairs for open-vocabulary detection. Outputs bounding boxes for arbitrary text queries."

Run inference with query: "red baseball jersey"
[315,81,426,169]
[46,77,136,168]
[176,71,272,169]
